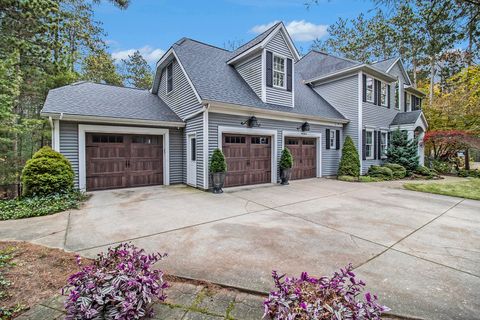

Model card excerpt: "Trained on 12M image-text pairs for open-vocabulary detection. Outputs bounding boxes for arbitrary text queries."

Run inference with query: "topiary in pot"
[338,135,360,178]
[210,148,227,193]
[279,148,293,185]
[21,146,74,197]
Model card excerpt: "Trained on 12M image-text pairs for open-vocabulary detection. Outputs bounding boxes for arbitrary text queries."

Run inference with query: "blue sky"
[94,0,378,65]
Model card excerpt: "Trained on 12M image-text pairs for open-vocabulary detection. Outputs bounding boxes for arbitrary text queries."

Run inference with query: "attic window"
[273,55,286,89]
[166,62,173,93]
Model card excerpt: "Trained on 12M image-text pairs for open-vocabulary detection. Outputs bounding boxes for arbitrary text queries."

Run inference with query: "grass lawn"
[404,178,480,200]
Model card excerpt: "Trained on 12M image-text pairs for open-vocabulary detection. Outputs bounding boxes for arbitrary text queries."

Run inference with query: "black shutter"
[419,98,422,109]
[377,131,382,159]
[286,58,292,92]
[362,129,366,160]
[387,84,391,108]
[335,130,340,150]
[373,131,378,160]
[362,74,367,102]
[266,51,273,87]
[326,129,330,150]
[373,80,379,105]
[404,92,407,111]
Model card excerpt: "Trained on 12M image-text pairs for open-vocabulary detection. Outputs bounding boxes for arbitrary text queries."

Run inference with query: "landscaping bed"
[404,178,480,200]
[0,241,87,319]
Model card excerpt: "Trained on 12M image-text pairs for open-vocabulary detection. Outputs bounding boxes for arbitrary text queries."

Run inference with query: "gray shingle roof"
[42,82,182,123]
[372,57,398,72]
[173,39,347,121]
[297,50,360,81]
[229,22,281,61]
[390,110,422,125]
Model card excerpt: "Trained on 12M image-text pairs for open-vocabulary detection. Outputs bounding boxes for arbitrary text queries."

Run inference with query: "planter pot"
[211,172,226,194]
[280,168,292,185]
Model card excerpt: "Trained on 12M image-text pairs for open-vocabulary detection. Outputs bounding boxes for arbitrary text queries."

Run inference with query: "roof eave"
[405,86,426,97]
[305,64,397,85]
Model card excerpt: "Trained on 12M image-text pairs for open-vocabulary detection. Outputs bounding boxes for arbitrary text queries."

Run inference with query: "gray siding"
[208,113,342,185]
[169,127,184,184]
[157,59,202,119]
[236,55,262,99]
[389,62,410,85]
[265,31,293,107]
[185,114,205,188]
[60,121,79,188]
[314,75,359,153]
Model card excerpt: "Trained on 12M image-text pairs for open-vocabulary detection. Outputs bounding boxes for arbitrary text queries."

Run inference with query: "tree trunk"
[465,148,470,170]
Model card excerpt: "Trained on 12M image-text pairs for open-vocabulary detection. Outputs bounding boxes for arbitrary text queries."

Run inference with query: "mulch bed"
[0,241,89,318]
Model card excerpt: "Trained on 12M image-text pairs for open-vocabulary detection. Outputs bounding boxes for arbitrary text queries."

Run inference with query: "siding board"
[236,55,262,99]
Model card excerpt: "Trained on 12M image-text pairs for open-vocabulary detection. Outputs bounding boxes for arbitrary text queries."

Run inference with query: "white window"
[380,131,388,158]
[273,55,286,88]
[406,92,411,111]
[329,130,336,149]
[380,82,387,106]
[365,129,374,159]
[366,76,374,102]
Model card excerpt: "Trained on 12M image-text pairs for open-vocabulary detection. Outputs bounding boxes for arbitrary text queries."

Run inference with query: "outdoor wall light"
[241,116,261,128]
[298,122,310,132]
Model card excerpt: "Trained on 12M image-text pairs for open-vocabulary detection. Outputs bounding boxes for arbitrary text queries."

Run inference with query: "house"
[41,22,427,192]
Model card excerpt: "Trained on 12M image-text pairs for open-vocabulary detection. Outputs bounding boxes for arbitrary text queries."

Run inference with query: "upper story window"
[365,76,374,103]
[406,92,412,111]
[412,95,422,110]
[273,55,286,89]
[329,130,336,149]
[166,62,173,93]
[365,129,374,160]
[380,82,388,107]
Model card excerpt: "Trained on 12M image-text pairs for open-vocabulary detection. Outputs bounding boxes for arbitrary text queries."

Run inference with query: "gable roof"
[229,22,281,60]
[172,38,346,122]
[371,57,399,72]
[298,50,360,81]
[41,82,182,123]
[390,110,422,125]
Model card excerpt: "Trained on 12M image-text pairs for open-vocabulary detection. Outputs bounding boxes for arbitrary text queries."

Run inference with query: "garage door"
[222,134,271,187]
[285,137,316,180]
[86,133,163,191]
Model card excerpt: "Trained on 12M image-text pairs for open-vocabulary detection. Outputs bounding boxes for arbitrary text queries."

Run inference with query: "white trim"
[365,128,374,160]
[386,58,413,86]
[203,108,209,189]
[41,113,184,128]
[329,129,336,149]
[78,124,170,191]
[53,119,60,152]
[186,132,197,187]
[261,49,266,102]
[272,53,286,89]
[358,72,363,169]
[217,126,278,184]
[282,131,322,178]
[206,101,347,126]
[306,64,396,85]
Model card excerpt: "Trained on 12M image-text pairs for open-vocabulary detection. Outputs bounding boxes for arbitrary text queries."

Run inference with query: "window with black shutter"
[326,129,330,150]
[266,51,273,87]
[286,58,292,92]
[335,130,340,150]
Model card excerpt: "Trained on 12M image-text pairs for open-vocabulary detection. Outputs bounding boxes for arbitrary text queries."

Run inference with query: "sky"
[93,0,379,66]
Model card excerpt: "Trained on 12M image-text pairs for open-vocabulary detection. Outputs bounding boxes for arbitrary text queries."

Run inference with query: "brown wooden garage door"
[285,137,317,180]
[222,134,271,187]
[86,133,163,191]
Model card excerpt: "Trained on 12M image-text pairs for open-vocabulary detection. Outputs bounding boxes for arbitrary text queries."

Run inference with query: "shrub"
[368,165,393,180]
[383,163,406,179]
[64,243,169,320]
[338,175,383,183]
[431,160,452,174]
[458,169,480,178]
[415,165,433,177]
[21,147,74,197]
[210,148,227,173]
[338,175,358,182]
[338,136,360,177]
[264,264,389,319]
[385,129,419,173]
[280,148,293,170]
[0,191,87,221]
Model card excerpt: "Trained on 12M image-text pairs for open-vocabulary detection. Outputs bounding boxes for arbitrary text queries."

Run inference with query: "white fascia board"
[261,25,301,61]
[404,85,426,98]
[41,112,185,128]
[205,100,347,126]
[306,64,397,85]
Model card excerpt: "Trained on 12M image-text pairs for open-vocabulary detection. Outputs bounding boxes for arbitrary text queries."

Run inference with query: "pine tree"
[338,136,360,177]
[121,51,153,89]
[386,129,419,172]
[82,51,123,86]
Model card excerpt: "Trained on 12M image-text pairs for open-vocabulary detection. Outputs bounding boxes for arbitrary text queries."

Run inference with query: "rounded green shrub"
[383,163,406,179]
[415,165,433,177]
[367,165,393,180]
[338,136,360,177]
[280,148,293,170]
[21,147,74,197]
[431,160,451,174]
[210,148,227,173]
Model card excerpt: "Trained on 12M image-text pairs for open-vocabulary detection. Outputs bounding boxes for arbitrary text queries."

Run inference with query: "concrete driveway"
[1,179,479,319]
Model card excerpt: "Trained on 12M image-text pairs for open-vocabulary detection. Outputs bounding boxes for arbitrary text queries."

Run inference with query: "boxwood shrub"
[210,148,227,173]
[383,163,407,179]
[280,148,293,170]
[337,136,360,177]
[368,165,393,180]
[21,146,74,197]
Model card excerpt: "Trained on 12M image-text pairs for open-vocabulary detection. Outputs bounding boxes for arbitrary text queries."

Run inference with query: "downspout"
[48,116,54,149]
[202,103,210,190]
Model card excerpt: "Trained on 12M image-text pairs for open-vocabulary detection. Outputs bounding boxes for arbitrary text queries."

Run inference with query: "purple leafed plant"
[63,243,169,320]
[264,264,390,320]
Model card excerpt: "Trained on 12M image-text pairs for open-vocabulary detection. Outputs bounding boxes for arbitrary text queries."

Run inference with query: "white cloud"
[111,46,165,64]
[251,20,328,42]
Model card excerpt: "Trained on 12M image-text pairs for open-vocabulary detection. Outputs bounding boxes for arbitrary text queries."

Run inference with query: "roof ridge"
[230,21,282,57]
[372,56,399,64]
[176,37,230,52]
[80,81,148,91]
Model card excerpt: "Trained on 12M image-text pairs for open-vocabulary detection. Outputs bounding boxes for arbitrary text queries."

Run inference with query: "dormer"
[227,22,300,108]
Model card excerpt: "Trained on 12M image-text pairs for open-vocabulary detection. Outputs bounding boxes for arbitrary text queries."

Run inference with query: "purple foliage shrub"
[264,264,389,319]
[63,243,169,319]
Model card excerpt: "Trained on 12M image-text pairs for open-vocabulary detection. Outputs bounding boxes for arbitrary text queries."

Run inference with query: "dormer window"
[273,55,286,89]
[166,62,173,93]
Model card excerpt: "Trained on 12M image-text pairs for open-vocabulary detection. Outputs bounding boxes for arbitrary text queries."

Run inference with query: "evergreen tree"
[386,129,419,172]
[82,51,123,86]
[121,50,153,89]
[338,136,360,177]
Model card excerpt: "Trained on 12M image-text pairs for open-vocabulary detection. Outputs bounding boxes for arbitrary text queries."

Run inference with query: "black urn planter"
[280,168,292,185]
[211,172,226,194]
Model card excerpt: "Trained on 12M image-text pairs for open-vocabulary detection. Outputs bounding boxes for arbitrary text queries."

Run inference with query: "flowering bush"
[264,264,389,320]
[63,243,169,320]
